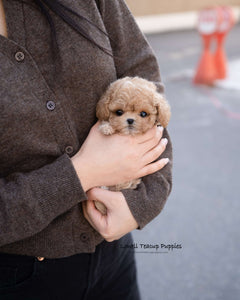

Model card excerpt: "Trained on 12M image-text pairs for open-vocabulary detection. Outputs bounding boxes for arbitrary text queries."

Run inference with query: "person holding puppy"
[0,0,172,299]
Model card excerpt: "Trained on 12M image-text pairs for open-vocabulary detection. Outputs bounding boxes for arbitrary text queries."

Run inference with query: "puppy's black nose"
[127,118,134,125]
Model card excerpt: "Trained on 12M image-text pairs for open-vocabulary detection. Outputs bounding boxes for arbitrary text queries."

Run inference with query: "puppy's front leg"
[98,121,115,135]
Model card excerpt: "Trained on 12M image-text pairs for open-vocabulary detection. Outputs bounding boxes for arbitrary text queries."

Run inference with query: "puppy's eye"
[116,110,124,116]
[140,111,148,118]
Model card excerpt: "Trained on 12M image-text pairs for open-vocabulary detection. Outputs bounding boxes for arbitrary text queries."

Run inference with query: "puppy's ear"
[96,85,114,121]
[154,93,171,128]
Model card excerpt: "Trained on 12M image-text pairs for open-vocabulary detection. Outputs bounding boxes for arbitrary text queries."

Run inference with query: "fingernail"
[157,126,163,132]
[163,158,169,164]
[162,138,168,145]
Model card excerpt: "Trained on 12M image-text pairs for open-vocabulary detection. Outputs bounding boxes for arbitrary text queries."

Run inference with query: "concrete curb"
[135,6,240,34]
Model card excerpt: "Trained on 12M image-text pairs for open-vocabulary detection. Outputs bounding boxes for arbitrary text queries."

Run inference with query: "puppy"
[95,76,171,214]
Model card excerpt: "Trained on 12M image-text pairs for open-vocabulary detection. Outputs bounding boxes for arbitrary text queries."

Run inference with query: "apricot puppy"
[95,76,171,214]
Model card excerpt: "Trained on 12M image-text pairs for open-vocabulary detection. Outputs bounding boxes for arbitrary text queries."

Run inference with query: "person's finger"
[134,125,157,144]
[87,187,117,210]
[82,201,97,230]
[142,137,168,165]
[83,199,107,231]
[87,187,105,200]
[136,125,163,144]
[137,157,170,178]
[104,234,123,243]
[138,126,164,155]
[84,199,120,241]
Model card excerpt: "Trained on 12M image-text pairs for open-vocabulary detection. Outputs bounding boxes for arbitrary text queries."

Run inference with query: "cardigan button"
[80,233,89,242]
[15,51,25,62]
[65,145,74,155]
[46,100,56,111]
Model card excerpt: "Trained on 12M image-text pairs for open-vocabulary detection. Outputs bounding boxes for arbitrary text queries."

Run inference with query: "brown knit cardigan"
[0,0,172,258]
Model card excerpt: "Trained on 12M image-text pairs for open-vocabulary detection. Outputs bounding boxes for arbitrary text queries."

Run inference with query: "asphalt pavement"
[132,23,240,300]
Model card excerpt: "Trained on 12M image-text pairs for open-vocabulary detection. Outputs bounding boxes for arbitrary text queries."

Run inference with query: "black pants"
[0,233,141,300]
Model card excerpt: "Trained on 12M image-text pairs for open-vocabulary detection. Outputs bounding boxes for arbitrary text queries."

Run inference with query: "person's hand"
[71,122,169,192]
[82,187,138,242]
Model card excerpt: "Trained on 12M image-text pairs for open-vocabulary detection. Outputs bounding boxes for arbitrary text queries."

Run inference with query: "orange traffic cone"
[193,35,216,85]
[215,33,227,79]
[214,6,235,79]
[193,7,221,85]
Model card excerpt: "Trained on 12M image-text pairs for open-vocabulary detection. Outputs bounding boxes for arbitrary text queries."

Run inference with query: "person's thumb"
[87,187,122,209]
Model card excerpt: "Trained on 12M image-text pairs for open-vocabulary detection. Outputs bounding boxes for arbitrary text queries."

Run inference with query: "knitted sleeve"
[0,154,87,247]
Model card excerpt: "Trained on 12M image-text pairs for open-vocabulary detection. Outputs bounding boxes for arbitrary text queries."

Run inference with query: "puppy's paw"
[109,178,141,191]
[94,200,107,215]
[127,178,141,190]
[98,121,115,135]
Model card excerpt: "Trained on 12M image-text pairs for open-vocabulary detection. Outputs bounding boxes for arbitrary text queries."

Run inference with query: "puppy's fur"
[95,76,171,214]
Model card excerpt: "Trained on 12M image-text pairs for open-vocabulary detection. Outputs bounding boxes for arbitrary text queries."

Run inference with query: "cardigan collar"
[2,0,26,47]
